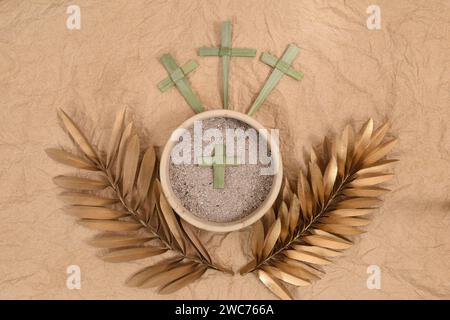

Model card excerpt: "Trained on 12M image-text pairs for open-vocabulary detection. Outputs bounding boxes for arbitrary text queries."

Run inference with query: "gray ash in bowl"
[169,117,274,223]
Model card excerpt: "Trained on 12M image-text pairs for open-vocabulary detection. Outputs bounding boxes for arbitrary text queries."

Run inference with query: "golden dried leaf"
[309,228,345,239]
[140,261,197,288]
[53,175,108,191]
[114,122,133,182]
[239,259,256,275]
[320,216,371,227]
[323,156,337,198]
[288,194,300,234]
[262,265,311,287]
[309,161,324,204]
[337,126,349,177]
[363,139,398,166]
[158,265,207,294]
[160,192,186,253]
[343,187,390,197]
[328,208,374,217]
[78,219,142,231]
[285,250,332,265]
[356,159,398,176]
[137,147,156,205]
[144,181,160,226]
[154,178,162,201]
[64,206,127,219]
[262,218,281,258]
[57,109,98,162]
[302,234,352,250]
[298,171,313,218]
[59,192,118,206]
[262,207,276,234]
[317,223,364,236]
[181,220,211,263]
[257,269,293,300]
[345,125,356,172]
[122,135,140,196]
[251,220,264,260]
[101,246,166,263]
[89,234,154,248]
[281,178,292,205]
[45,148,97,171]
[126,256,183,287]
[353,118,373,163]
[337,197,382,209]
[365,122,389,153]
[292,245,343,258]
[282,258,325,276]
[155,202,171,244]
[349,173,394,187]
[323,136,332,161]
[275,260,321,281]
[106,109,126,167]
[278,202,289,243]
[310,146,318,164]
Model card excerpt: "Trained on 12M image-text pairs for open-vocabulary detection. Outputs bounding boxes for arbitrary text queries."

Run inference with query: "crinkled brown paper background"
[0,0,449,299]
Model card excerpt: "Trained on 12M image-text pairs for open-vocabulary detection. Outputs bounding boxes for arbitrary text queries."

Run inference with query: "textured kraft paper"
[0,0,449,299]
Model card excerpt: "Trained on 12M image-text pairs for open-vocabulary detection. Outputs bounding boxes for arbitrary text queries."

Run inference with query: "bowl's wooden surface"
[160,110,283,232]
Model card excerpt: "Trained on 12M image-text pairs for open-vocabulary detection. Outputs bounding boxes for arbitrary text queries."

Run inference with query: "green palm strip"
[198,144,239,189]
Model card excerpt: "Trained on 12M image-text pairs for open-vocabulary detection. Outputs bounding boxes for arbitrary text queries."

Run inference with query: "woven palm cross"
[247,43,303,116]
[158,54,204,114]
[198,144,240,189]
[199,21,256,109]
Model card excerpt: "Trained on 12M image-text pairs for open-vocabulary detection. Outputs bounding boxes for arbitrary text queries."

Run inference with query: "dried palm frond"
[240,119,398,300]
[46,109,231,294]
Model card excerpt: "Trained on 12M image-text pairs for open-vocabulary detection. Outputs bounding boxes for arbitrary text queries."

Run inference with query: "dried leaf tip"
[56,108,98,162]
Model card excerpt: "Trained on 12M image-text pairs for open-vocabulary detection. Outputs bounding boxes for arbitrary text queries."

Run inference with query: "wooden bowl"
[159,110,283,232]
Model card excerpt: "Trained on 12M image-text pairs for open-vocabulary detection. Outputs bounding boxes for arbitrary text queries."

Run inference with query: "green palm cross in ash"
[198,144,240,189]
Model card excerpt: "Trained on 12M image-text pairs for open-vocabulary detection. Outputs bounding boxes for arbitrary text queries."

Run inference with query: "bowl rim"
[159,109,283,232]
